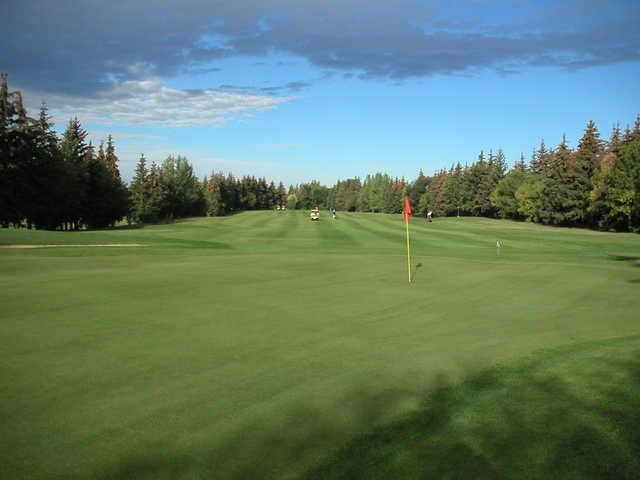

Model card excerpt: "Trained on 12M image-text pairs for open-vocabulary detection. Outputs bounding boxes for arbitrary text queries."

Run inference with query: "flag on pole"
[403,197,412,283]
[403,197,412,224]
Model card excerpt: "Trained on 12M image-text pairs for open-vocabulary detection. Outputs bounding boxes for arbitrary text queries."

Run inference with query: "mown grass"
[302,335,640,479]
[1,211,639,479]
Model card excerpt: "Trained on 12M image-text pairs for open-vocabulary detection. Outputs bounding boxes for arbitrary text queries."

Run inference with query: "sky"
[2,0,639,185]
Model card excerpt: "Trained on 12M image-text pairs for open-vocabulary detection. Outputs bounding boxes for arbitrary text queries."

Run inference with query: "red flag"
[403,197,412,224]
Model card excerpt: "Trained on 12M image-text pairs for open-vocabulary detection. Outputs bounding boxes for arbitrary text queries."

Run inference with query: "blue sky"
[2,0,639,185]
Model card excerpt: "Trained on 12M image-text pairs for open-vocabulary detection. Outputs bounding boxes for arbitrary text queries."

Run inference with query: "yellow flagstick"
[406,215,411,283]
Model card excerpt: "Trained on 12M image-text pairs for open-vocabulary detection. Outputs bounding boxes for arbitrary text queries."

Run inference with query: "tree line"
[285,122,640,233]
[1,74,128,229]
[2,73,639,232]
[419,121,640,231]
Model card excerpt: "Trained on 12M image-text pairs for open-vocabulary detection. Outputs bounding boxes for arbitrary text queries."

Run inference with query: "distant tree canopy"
[2,73,639,232]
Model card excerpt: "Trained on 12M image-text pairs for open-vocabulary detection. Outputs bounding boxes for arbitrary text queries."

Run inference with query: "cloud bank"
[3,0,639,129]
[3,0,639,96]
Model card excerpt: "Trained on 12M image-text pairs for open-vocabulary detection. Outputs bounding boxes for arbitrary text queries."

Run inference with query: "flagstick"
[406,218,411,283]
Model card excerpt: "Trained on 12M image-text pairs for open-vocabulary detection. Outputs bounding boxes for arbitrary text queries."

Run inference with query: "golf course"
[1,211,639,479]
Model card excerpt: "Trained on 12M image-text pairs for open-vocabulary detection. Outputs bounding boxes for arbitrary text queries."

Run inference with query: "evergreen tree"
[442,163,463,216]
[129,154,149,222]
[603,140,640,231]
[627,115,640,144]
[29,103,65,229]
[382,177,406,213]
[464,151,493,216]
[575,120,604,225]
[160,156,206,219]
[83,139,128,228]
[530,139,550,175]
[60,117,90,229]
[146,161,169,222]
[358,173,390,212]
[104,135,120,179]
[538,135,583,225]
[204,172,227,216]
[97,141,106,164]
[407,169,429,207]
[276,182,287,208]
[330,178,361,211]
[589,151,618,230]
[513,152,527,173]
[608,124,622,154]
[0,73,30,227]
[427,169,449,216]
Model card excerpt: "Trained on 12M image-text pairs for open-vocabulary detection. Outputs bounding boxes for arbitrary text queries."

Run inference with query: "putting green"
[1,212,639,479]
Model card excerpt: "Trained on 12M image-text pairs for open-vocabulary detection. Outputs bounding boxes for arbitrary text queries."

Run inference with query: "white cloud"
[24,79,294,128]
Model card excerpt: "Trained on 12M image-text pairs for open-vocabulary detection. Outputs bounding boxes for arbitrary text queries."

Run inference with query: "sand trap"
[0,244,145,249]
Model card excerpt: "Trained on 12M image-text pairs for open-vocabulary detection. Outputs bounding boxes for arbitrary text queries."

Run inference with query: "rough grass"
[1,212,639,479]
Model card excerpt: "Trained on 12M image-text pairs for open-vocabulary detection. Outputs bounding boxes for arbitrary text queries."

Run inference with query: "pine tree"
[427,169,449,216]
[30,103,65,229]
[146,161,169,222]
[276,182,287,208]
[104,135,120,179]
[530,139,550,175]
[97,141,105,163]
[408,169,429,207]
[60,117,91,229]
[513,152,527,173]
[204,172,227,216]
[575,120,604,225]
[129,154,149,222]
[464,151,493,216]
[589,151,618,229]
[604,139,640,231]
[159,156,206,218]
[539,135,583,225]
[608,123,622,154]
[442,163,463,215]
[83,137,128,228]
[0,73,30,227]
[628,115,640,144]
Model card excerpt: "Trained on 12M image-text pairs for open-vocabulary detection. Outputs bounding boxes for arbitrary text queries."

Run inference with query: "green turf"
[1,212,639,479]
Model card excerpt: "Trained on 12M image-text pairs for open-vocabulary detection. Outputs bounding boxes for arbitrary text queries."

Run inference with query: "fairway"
[1,212,639,479]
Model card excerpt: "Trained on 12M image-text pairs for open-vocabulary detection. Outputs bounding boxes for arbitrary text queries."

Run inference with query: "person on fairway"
[427,211,433,222]
[332,207,337,219]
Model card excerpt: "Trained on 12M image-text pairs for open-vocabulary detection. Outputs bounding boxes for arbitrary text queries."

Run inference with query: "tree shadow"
[61,348,640,480]
[302,357,640,480]
[608,255,640,283]
[608,255,640,267]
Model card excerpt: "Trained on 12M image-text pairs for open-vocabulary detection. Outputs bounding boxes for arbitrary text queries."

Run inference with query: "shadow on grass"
[411,262,423,281]
[77,345,640,480]
[609,255,640,267]
[168,239,232,249]
[608,255,640,283]
[302,357,640,480]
